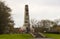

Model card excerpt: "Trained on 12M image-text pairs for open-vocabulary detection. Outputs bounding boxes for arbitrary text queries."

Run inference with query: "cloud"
[3,0,60,27]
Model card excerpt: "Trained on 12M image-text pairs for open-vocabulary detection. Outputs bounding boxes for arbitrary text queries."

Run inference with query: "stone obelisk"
[23,5,30,33]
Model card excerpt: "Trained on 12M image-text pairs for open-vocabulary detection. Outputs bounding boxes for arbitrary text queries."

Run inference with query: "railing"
[30,32,46,38]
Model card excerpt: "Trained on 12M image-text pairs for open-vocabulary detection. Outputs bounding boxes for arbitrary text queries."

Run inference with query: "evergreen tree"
[0,1,14,34]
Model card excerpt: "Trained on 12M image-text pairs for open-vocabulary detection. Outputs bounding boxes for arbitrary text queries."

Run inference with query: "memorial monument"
[23,5,30,33]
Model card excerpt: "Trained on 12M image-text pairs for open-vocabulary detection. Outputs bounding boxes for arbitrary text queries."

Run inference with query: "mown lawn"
[0,34,33,39]
[45,33,60,39]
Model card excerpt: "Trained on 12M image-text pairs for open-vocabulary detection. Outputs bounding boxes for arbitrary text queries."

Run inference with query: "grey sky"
[3,0,60,28]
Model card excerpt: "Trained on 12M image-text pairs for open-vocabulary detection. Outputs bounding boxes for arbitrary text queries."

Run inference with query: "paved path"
[31,38,52,39]
[30,32,52,39]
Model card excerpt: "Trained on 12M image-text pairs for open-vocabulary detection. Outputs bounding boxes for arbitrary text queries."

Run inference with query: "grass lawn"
[0,34,33,39]
[45,33,60,39]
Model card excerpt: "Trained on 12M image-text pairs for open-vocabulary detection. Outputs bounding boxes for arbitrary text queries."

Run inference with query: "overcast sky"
[3,0,60,28]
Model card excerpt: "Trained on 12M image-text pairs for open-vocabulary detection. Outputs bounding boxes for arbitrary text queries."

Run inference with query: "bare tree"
[30,19,56,32]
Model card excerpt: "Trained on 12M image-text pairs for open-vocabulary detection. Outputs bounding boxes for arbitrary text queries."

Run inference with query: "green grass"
[45,33,60,39]
[0,34,33,39]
